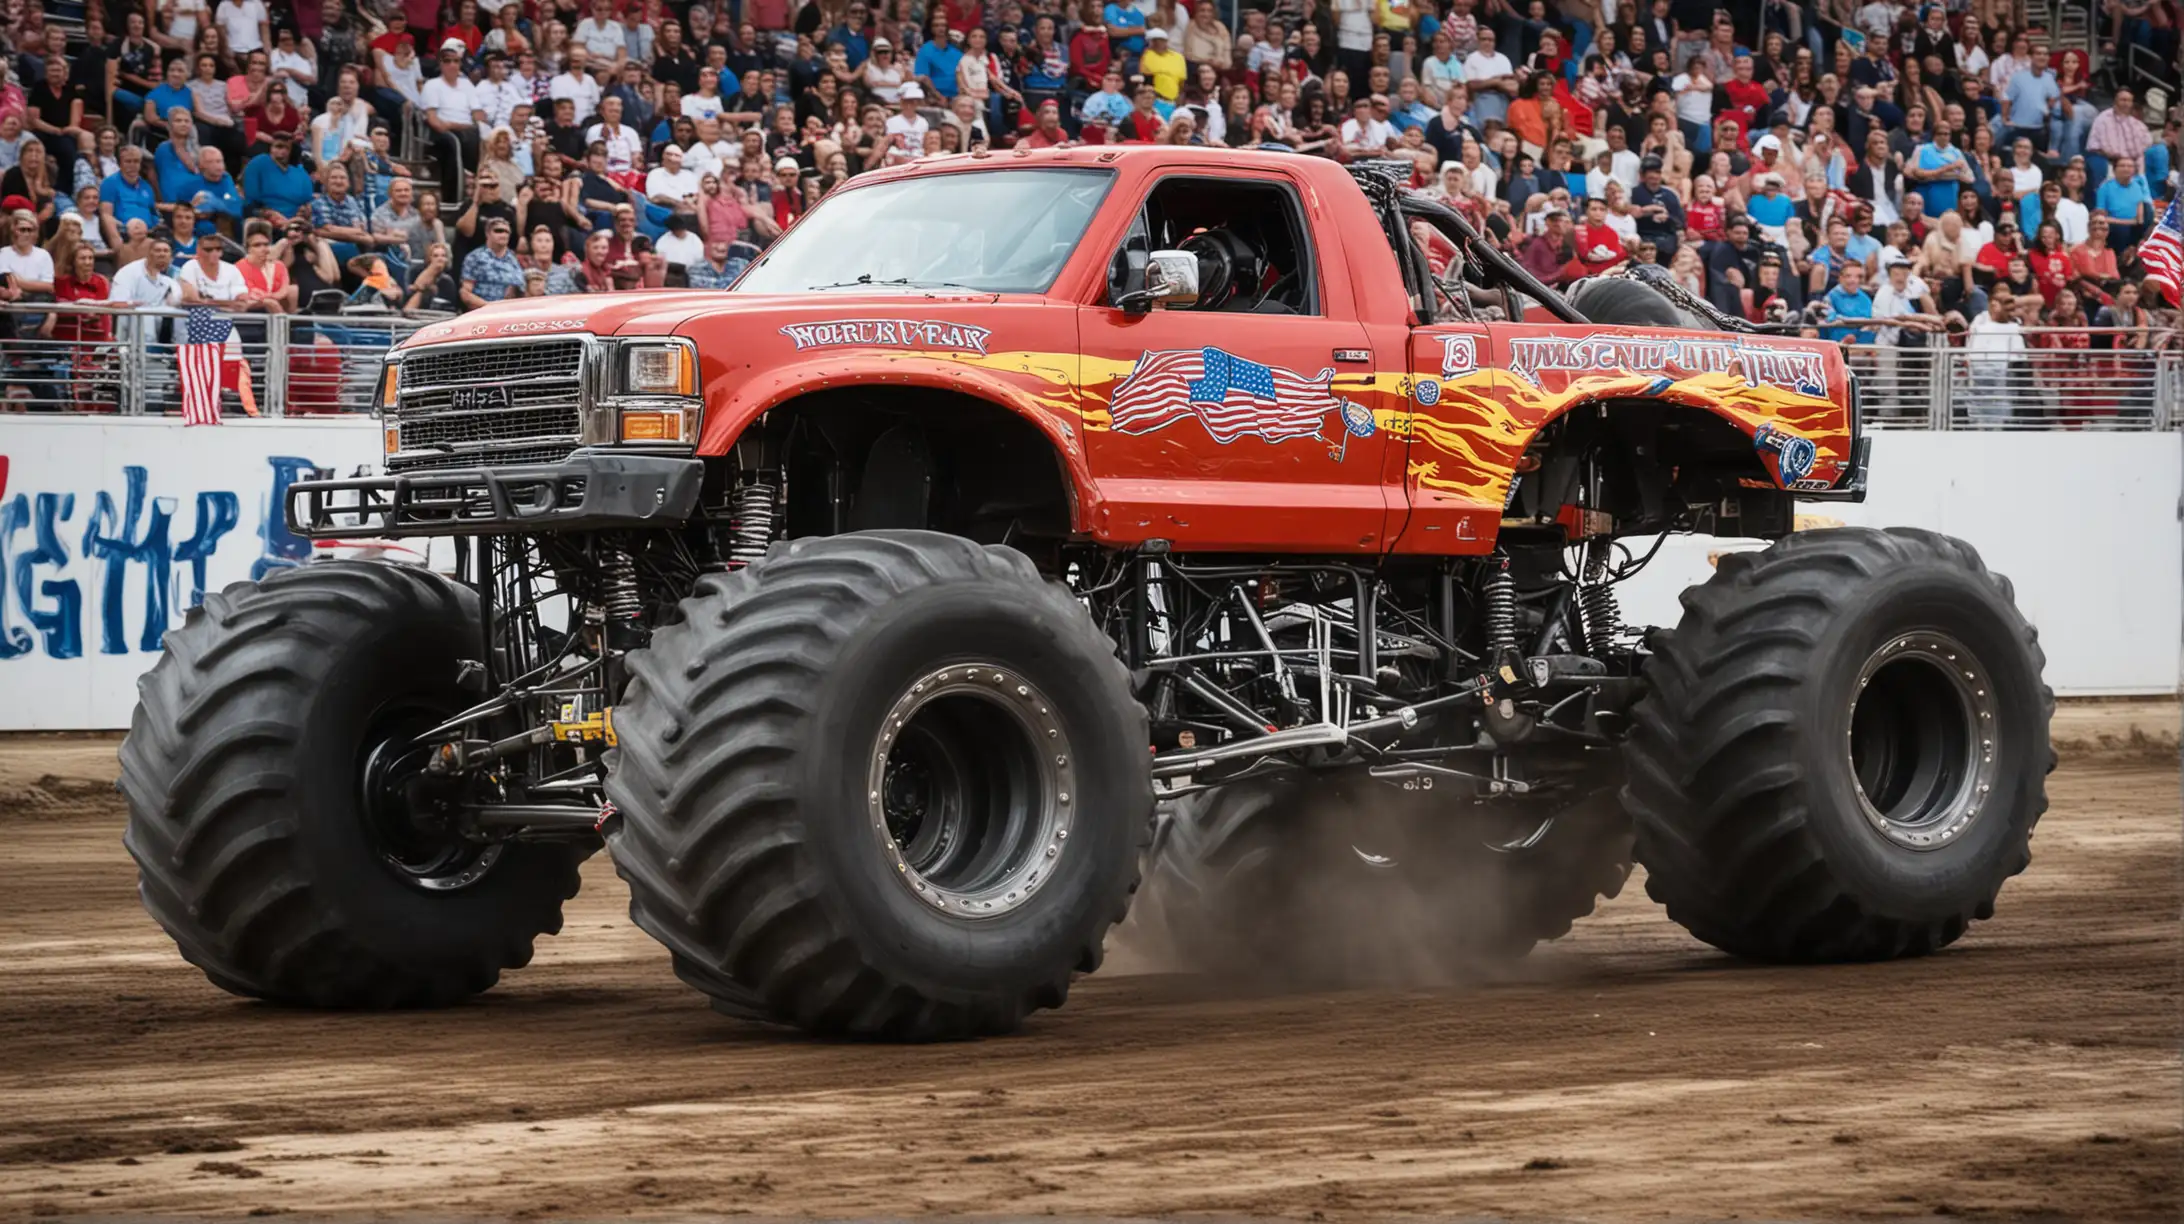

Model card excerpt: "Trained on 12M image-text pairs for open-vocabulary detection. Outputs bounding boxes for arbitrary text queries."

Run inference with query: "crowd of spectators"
[0,0,2174,417]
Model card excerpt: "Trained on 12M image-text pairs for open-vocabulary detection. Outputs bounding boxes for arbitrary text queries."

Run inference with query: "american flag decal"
[1107,347,1369,451]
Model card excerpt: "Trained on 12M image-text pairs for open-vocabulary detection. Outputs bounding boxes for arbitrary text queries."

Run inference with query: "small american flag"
[2141,198,2183,307]
[1108,347,1360,445]
[178,307,233,426]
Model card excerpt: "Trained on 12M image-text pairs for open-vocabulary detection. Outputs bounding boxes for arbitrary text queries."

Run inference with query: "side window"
[1108,177,1319,316]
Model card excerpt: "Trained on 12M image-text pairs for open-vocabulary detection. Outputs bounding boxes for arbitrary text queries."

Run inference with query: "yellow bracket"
[551,709,618,746]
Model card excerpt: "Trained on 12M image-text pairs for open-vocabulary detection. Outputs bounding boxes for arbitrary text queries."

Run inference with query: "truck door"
[1389,322,1507,556]
[1076,171,1391,554]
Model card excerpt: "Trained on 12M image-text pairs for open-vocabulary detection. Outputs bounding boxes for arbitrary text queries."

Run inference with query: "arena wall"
[0,419,2174,729]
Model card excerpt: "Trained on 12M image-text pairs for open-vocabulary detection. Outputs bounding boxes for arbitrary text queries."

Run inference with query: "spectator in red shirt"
[1720,50,1769,127]
[1068,20,1110,96]
[1567,194,1629,279]
[1021,98,1072,146]
[1120,84,1164,142]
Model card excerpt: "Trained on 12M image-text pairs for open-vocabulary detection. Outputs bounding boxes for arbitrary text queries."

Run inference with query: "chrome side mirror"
[1145,249,1199,308]
[1118,249,1200,313]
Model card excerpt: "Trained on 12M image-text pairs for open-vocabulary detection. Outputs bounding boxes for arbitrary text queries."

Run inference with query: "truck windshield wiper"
[806,275,992,292]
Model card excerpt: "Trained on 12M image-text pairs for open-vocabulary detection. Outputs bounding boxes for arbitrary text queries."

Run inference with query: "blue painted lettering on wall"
[0,456,320,660]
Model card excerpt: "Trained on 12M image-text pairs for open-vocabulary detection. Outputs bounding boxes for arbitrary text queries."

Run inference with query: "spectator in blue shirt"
[99,144,158,234]
[142,58,194,140]
[1821,262,1876,343]
[2001,44,2059,151]
[686,235,759,288]
[827,4,873,68]
[240,131,313,225]
[2094,155,2154,248]
[1103,1,1146,60]
[1082,69,1131,125]
[168,146,242,238]
[913,12,963,99]
[1910,125,1971,221]
[1745,172,1795,234]
[459,217,525,306]
[153,111,200,197]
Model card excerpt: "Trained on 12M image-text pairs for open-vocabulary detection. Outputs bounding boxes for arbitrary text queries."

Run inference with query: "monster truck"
[121,148,2051,1037]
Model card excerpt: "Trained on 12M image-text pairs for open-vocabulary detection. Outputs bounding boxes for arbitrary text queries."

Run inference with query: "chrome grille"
[390,338,590,474]
[403,340,583,389]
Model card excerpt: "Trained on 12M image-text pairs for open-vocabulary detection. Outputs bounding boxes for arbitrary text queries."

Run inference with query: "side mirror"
[1116,249,1199,313]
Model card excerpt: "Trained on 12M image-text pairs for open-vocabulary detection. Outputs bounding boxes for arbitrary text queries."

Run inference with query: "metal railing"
[1841,329,2182,431]
[0,303,2173,428]
[0,302,436,417]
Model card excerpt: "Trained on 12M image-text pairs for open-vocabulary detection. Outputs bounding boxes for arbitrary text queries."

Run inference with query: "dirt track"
[1,708,2177,1222]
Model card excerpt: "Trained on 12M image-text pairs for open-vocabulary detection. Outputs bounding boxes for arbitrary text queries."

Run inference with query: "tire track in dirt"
[0,734,2175,1221]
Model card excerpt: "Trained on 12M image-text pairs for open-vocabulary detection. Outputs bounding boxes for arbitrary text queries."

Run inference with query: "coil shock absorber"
[598,543,646,667]
[1576,536,1623,655]
[728,479,777,569]
[1482,553,1518,661]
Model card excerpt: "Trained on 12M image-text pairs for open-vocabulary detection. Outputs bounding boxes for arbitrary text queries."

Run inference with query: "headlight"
[623,341,696,396]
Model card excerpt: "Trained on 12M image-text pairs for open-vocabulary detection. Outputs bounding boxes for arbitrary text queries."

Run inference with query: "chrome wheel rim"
[1847,631,2000,851]
[867,663,1073,917]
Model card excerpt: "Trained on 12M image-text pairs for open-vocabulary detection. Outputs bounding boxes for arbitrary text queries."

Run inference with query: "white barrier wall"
[0,417,383,731]
[0,421,2175,729]
[1618,430,2183,696]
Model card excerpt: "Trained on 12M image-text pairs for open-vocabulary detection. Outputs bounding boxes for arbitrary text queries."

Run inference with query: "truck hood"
[397,289,1008,351]
[396,291,752,349]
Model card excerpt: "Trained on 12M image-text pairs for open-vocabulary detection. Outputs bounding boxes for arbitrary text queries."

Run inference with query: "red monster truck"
[121,149,2051,1037]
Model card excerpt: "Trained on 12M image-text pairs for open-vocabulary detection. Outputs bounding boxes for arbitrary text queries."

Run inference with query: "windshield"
[734,168,1114,295]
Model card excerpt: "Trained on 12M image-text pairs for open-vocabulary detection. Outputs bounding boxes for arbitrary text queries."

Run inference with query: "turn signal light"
[620,409,689,442]
[383,424,400,456]
[379,363,399,408]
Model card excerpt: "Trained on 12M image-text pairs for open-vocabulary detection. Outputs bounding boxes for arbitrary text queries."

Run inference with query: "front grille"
[391,443,584,473]
[390,339,590,474]
[403,339,584,389]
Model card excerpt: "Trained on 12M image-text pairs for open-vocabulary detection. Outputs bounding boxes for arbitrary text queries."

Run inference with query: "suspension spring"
[728,480,776,569]
[601,545,643,622]
[1483,555,1517,658]
[1576,537,1623,653]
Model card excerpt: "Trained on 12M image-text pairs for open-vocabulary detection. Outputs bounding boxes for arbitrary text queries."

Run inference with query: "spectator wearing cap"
[459,216,524,307]
[477,52,530,131]
[1138,28,1185,102]
[101,144,159,236]
[421,40,485,203]
[1517,205,1574,284]
[1022,97,1073,148]
[862,39,907,103]
[883,83,929,157]
[177,229,245,307]
[242,130,312,226]
[1631,153,1684,258]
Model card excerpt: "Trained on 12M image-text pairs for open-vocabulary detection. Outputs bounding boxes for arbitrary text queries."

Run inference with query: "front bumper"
[288,450,705,539]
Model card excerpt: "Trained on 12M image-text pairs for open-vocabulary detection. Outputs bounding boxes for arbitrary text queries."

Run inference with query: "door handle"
[1333,348,1372,363]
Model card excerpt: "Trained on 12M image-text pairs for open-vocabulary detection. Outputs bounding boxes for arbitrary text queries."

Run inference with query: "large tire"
[1623,527,2053,961]
[605,530,1150,1040]
[1568,274,1708,329]
[1136,775,1632,984]
[120,562,589,1008]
